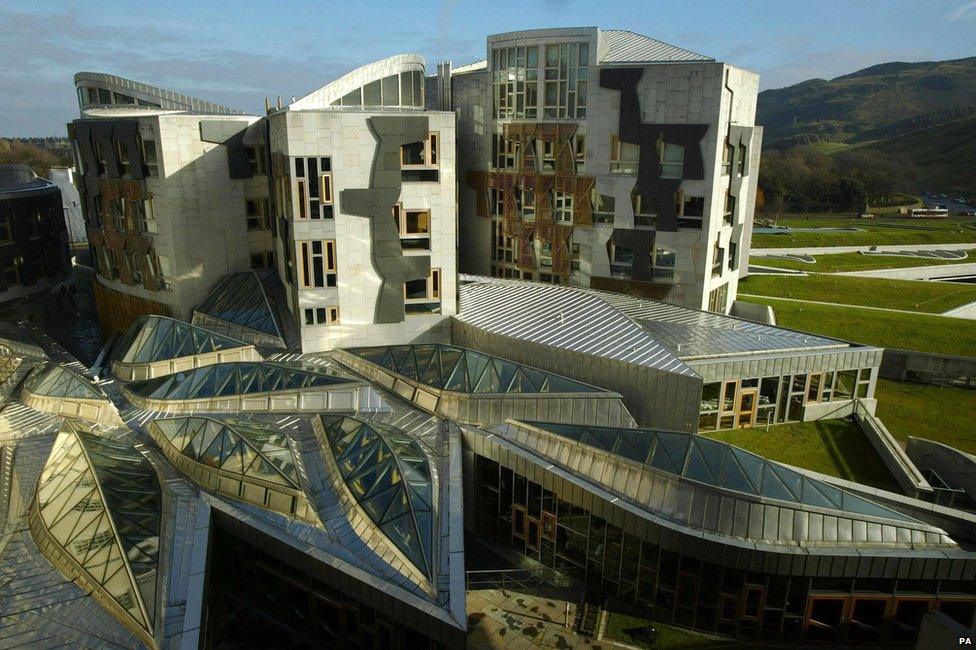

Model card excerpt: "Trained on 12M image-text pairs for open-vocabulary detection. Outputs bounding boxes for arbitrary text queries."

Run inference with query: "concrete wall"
[906,437,976,504]
[270,109,457,352]
[48,168,86,244]
[881,347,976,388]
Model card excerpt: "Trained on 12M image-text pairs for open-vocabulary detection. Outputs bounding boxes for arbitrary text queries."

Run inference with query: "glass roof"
[126,362,353,400]
[350,344,602,394]
[529,422,917,523]
[115,315,249,364]
[322,415,434,578]
[34,419,161,636]
[24,363,105,400]
[152,417,301,489]
[195,271,284,338]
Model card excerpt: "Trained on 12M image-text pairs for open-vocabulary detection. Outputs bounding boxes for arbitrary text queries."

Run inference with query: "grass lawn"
[703,420,901,491]
[604,612,741,649]
[742,297,976,357]
[752,215,976,249]
[875,379,976,454]
[739,274,976,312]
[751,250,972,273]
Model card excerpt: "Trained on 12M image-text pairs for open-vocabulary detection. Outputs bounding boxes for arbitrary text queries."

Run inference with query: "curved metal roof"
[599,29,713,64]
[349,343,606,394]
[322,415,435,578]
[115,315,251,365]
[457,277,695,375]
[288,54,426,111]
[74,71,244,115]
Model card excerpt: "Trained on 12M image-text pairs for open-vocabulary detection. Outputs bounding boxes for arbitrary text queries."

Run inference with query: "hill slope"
[757,57,976,195]
[758,56,976,147]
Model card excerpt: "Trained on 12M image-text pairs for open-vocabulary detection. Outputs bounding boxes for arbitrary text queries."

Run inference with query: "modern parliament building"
[0,27,972,650]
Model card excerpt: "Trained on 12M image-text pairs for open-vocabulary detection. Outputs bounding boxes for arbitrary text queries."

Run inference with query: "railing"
[465,568,574,591]
[853,399,932,497]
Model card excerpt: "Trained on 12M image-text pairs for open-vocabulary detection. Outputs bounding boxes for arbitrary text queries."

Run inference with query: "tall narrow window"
[246,146,266,174]
[320,172,333,218]
[610,135,639,174]
[658,137,684,179]
[404,268,441,314]
[142,140,158,177]
[297,180,307,219]
[298,240,337,288]
[116,141,130,177]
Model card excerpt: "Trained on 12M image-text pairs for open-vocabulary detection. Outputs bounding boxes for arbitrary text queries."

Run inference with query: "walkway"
[738,293,961,317]
[467,588,625,649]
[752,242,976,256]
[833,262,976,280]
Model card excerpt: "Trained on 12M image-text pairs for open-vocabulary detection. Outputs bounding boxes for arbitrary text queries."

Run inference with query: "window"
[708,283,728,313]
[538,240,553,268]
[575,135,586,173]
[303,306,340,326]
[115,141,131,177]
[519,186,535,220]
[393,205,431,250]
[542,42,588,119]
[292,157,332,219]
[2,261,20,286]
[298,240,337,288]
[493,45,541,119]
[677,192,704,230]
[653,247,675,279]
[737,143,747,176]
[404,268,441,314]
[657,137,684,179]
[632,193,657,228]
[246,146,266,175]
[610,135,639,174]
[540,140,556,172]
[722,137,733,175]
[125,251,143,282]
[0,214,10,241]
[553,191,573,223]
[142,139,158,177]
[133,198,154,233]
[493,134,519,170]
[250,252,275,270]
[591,190,615,224]
[728,240,738,271]
[712,240,724,278]
[401,134,438,167]
[245,198,270,230]
[108,197,126,232]
[856,368,872,399]
[609,243,634,277]
[724,190,736,225]
[401,134,439,182]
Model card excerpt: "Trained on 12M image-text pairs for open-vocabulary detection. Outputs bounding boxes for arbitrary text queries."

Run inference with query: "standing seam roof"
[599,30,714,64]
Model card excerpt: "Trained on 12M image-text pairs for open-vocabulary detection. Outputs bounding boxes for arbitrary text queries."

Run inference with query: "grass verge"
[742,297,976,357]
[874,379,976,455]
[703,419,900,491]
[604,612,741,649]
[751,251,972,273]
[739,274,976,312]
[752,216,976,249]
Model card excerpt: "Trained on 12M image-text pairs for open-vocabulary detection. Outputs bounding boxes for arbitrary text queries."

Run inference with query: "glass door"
[736,389,758,429]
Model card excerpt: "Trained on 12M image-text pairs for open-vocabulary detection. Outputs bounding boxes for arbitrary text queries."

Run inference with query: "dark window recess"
[683,196,704,217]
[402,169,439,183]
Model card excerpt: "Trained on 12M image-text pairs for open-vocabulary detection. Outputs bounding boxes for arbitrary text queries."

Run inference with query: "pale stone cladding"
[268,109,457,353]
[452,27,761,313]
[93,114,265,321]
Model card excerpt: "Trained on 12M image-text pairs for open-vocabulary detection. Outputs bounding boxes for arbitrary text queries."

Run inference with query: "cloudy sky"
[2,0,975,136]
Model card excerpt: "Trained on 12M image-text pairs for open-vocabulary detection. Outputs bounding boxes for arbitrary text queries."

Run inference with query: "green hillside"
[757,57,976,196]
[758,56,976,147]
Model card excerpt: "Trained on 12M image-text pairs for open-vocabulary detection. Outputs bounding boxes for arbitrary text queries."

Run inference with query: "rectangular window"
[2,261,20,286]
[401,133,439,167]
[142,139,158,177]
[298,240,337,288]
[722,137,733,175]
[653,247,675,279]
[0,214,10,241]
[303,305,340,326]
[245,198,269,230]
[393,205,431,250]
[246,146,266,175]
[297,180,307,219]
[610,135,639,174]
[724,190,736,225]
[659,140,684,179]
[633,193,658,229]
[116,141,131,177]
[404,268,441,314]
[553,191,573,223]
[575,134,586,173]
[610,244,634,278]
[591,190,615,224]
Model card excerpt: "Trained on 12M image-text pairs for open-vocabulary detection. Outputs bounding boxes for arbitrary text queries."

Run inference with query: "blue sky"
[2,0,975,136]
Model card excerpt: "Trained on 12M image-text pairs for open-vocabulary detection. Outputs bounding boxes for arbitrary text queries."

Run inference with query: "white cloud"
[948,0,976,21]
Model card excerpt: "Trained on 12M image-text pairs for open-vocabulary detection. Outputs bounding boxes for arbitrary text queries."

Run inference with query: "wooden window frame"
[610,135,639,174]
[400,133,439,168]
[297,239,337,289]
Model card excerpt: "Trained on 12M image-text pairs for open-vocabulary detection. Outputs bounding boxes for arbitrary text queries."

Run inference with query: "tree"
[0,138,71,179]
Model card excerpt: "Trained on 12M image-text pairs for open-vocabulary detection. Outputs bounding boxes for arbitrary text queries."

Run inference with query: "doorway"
[736,389,758,428]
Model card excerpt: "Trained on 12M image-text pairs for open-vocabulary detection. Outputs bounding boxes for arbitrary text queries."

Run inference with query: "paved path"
[944,300,976,319]
[833,262,976,280]
[753,242,976,256]
[739,294,970,319]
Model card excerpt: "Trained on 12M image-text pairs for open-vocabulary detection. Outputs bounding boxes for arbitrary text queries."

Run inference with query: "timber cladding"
[93,281,170,339]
